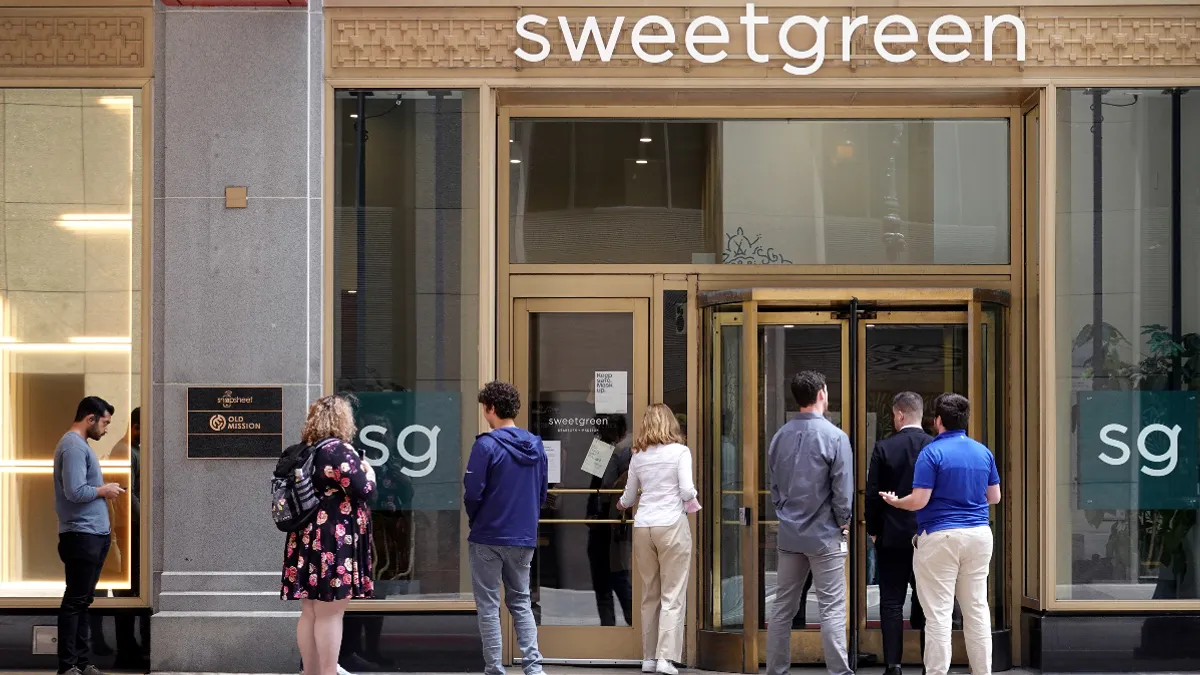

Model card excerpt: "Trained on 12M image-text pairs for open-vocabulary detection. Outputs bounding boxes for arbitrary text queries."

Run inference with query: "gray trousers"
[469,543,543,675]
[766,549,852,675]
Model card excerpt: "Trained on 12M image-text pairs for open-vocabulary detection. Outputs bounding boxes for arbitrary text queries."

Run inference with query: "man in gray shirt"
[766,371,853,675]
[54,396,123,675]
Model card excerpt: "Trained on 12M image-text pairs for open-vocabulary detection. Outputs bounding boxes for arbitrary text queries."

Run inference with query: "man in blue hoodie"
[464,381,548,675]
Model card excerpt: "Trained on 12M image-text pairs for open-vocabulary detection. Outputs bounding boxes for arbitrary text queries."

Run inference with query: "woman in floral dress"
[281,395,376,675]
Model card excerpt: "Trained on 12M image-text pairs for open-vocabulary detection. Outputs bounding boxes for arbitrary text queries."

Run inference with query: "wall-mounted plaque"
[186,387,284,459]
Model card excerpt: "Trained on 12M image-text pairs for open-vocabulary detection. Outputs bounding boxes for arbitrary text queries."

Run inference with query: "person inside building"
[765,371,853,675]
[464,381,547,675]
[587,413,634,627]
[866,392,931,675]
[616,404,698,675]
[881,393,1001,675]
[55,396,123,675]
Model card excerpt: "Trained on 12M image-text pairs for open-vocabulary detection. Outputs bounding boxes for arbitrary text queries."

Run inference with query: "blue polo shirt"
[912,430,999,535]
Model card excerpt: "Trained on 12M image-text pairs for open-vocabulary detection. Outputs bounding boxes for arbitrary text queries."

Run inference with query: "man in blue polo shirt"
[880,393,1000,675]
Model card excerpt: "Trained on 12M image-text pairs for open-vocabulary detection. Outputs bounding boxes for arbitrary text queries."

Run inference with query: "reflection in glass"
[527,312,634,626]
[711,322,743,631]
[758,324,842,628]
[0,89,143,601]
[1056,88,1200,604]
[332,89,480,604]
[509,119,1009,265]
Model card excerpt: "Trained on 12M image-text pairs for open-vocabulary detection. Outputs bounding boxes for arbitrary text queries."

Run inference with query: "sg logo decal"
[1097,422,1181,477]
[359,424,440,478]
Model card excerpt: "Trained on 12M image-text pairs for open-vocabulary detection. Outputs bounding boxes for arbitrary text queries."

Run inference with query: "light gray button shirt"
[767,412,853,554]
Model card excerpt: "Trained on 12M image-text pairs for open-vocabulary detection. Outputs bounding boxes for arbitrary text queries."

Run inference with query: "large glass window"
[508,118,1010,265]
[333,89,479,602]
[1056,88,1200,600]
[0,89,143,598]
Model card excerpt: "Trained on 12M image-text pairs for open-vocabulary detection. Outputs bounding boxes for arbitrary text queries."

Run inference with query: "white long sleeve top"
[617,442,698,527]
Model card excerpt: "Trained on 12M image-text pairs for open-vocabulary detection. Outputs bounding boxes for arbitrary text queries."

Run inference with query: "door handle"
[739,506,752,526]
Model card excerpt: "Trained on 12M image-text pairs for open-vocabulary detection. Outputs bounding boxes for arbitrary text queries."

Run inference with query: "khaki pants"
[632,515,692,661]
[913,526,993,675]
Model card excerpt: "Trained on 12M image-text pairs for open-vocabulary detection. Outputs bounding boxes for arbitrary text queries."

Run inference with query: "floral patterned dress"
[280,439,376,601]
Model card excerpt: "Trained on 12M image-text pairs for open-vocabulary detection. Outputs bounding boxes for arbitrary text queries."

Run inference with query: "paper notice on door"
[593,371,627,414]
[544,440,562,484]
[581,438,616,478]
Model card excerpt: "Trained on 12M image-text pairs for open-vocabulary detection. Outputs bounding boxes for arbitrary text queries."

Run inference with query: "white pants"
[913,526,993,675]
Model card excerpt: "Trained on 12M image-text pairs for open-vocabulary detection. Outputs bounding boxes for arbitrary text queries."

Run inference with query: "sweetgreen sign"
[1078,391,1199,510]
[351,392,461,511]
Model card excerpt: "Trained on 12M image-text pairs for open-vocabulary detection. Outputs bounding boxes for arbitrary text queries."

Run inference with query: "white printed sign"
[594,371,628,414]
[514,6,1026,75]
[581,438,616,478]
[544,440,562,484]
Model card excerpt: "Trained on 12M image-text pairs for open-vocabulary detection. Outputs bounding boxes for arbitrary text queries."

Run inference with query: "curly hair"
[478,381,521,420]
[301,395,357,445]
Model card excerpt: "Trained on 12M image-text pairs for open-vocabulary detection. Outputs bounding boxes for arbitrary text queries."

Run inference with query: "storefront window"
[332,89,479,602]
[508,118,1009,265]
[0,89,143,598]
[1055,88,1200,600]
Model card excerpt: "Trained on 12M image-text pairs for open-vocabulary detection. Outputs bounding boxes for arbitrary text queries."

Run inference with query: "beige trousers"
[913,526,994,675]
[632,515,692,662]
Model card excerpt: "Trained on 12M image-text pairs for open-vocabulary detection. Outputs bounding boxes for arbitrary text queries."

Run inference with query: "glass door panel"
[700,310,757,673]
[858,314,968,665]
[512,297,648,662]
[757,317,848,665]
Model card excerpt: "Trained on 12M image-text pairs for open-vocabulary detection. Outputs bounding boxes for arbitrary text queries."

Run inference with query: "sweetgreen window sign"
[351,392,461,512]
[1078,391,1199,510]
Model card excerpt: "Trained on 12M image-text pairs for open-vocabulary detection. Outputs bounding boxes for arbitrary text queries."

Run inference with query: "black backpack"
[270,439,336,533]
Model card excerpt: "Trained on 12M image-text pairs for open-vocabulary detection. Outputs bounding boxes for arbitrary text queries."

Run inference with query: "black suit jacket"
[865,427,934,549]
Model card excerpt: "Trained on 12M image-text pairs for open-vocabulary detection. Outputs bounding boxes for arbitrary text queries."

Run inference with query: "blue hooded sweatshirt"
[463,426,548,548]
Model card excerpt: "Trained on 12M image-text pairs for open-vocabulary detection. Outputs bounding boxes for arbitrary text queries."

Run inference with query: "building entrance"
[697,288,1010,673]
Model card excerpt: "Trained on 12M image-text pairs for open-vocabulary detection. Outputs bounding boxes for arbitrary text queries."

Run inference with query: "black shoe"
[884,666,903,675]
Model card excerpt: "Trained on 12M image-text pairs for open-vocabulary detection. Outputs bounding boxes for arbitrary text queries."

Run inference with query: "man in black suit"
[866,392,930,675]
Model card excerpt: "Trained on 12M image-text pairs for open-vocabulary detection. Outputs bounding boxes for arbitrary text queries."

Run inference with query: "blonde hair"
[301,395,356,445]
[633,403,684,452]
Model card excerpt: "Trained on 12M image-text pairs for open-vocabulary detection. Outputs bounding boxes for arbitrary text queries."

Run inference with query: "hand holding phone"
[97,483,125,500]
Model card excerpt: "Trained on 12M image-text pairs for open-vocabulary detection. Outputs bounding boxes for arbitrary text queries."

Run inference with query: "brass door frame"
[699,290,1010,672]
[508,295,650,663]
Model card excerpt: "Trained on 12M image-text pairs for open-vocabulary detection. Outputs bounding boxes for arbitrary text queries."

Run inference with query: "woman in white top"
[617,404,698,675]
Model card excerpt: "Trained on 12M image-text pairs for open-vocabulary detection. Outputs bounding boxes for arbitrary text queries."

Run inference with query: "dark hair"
[933,393,970,431]
[131,407,141,427]
[789,371,827,408]
[75,396,114,423]
[478,381,521,420]
[892,391,924,420]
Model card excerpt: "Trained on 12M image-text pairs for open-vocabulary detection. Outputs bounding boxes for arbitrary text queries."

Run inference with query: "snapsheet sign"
[351,392,461,512]
[1078,391,1199,511]
[186,387,284,459]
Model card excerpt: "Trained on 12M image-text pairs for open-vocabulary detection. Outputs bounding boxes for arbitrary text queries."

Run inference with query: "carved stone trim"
[328,6,1200,74]
[0,10,148,71]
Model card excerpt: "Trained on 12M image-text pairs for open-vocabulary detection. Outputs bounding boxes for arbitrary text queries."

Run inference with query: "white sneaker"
[656,660,678,675]
[642,660,656,673]
[337,666,354,675]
